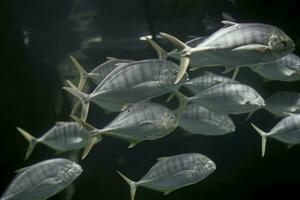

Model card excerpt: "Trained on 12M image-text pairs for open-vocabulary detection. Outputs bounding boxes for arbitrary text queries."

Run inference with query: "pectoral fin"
[232,44,271,53]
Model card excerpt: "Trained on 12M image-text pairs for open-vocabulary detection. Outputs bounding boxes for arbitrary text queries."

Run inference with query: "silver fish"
[70,56,133,90]
[160,21,295,83]
[184,71,235,94]
[251,114,300,157]
[178,82,265,115]
[16,122,90,160]
[74,102,178,159]
[0,158,82,200]
[251,53,300,82]
[63,59,188,121]
[179,103,235,135]
[117,153,216,200]
[265,91,300,117]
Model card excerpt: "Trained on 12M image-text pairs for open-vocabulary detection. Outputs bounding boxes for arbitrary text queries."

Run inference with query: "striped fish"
[265,91,300,117]
[184,71,235,94]
[251,114,300,157]
[177,82,265,115]
[70,56,133,90]
[179,103,235,135]
[117,153,216,200]
[74,102,178,159]
[63,59,188,121]
[0,158,82,200]
[16,122,90,160]
[251,53,300,82]
[160,20,295,83]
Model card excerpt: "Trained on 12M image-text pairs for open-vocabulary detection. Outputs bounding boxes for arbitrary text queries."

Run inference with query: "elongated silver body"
[251,53,300,82]
[179,103,235,135]
[188,21,295,68]
[64,59,188,121]
[268,114,300,144]
[265,91,300,117]
[0,158,82,200]
[189,82,265,114]
[118,153,216,200]
[184,72,235,94]
[88,58,133,85]
[91,102,178,146]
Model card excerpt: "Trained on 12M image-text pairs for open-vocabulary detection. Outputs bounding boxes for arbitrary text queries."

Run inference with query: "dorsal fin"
[203,71,216,76]
[15,167,29,175]
[157,156,169,161]
[221,20,238,28]
[106,57,118,60]
[55,121,65,126]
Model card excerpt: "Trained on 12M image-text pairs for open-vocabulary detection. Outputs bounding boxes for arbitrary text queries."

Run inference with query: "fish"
[63,59,188,121]
[264,91,300,117]
[160,21,295,83]
[70,56,133,90]
[117,153,216,200]
[183,71,236,94]
[16,122,91,160]
[176,82,265,115]
[179,103,235,135]
[251,114,300,157]
[251,53,300,82]
[73,102,178,159]
[0,158,82,200]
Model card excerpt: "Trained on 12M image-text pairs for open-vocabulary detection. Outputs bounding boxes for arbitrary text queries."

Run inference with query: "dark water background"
[1,0,300,199]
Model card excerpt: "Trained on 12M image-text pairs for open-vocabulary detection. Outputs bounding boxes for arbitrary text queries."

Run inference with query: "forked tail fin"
[159,32,191,84]
[250,123,268,157]
[16,127,38,160]
[63,80,90,121]
[70,56,88,91]
[144,36,168,59]
[117,171,137,200]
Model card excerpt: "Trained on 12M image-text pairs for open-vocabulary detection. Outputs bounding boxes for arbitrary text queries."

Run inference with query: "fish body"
[17,122,89,160]
[161,21,295,82]
[64,59,188,121]
[179,103,235,135]
[251,53,300,82]
[77,102,178,158]
[117,153,216,200]
[0,158,82,200]
[70,56,133,90]
[265,91,300,117]
[251,114,300,157]
[184,71,235,94]
[188,82,265,114]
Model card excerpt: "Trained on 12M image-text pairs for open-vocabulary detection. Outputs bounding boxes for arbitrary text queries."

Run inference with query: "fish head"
[246,90,266,108]
[268,29,295,57]
[57,160,82,183]
[193,154,216,175]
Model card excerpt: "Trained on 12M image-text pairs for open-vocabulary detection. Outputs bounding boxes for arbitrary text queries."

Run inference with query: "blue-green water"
[1,0,300,199]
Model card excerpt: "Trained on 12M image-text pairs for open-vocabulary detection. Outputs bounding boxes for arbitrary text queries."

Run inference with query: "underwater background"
[1,0,300,199]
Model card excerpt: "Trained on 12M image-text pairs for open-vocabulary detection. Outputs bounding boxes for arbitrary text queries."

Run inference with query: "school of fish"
[2,19,300,200]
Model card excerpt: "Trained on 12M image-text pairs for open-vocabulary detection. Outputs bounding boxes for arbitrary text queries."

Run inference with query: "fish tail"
[117,171,137,200]
[250,123,268,157]
[16,127,38,160]
[174,91,189,117]
[231,67,240,80]
[159,32,191,84]
[145,36,168,59]
[63,80,90,121]
[82,135,99,159]
[70,56,88,91]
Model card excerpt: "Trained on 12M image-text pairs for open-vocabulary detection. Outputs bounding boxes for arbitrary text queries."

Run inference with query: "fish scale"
[265,91,300,116]
[76,102,178,159]
[0,159,82,200]
[117,153,216,200]
[17,122,90,160]
[252,53,300,82]
[185,82,265,114]
[64,59,187,121]
[179,103,235,135]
